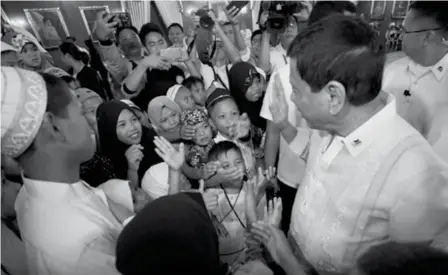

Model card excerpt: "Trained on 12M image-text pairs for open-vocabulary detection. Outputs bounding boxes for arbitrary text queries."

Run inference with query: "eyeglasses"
[402,27,444,34]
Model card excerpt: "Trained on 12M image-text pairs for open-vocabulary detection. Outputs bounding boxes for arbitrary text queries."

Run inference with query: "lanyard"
[283,54,288,65]
[218,184,245,229]
[210,64,230,90]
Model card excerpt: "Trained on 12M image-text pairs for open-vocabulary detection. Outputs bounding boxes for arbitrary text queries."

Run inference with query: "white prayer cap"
[1,66,48,158]
[1,41,17,53]
[166,84,183,101]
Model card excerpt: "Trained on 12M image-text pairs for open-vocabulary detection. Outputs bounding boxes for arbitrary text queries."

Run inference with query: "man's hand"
[251,221,293,266]
[154,136,185,170]
[203,161,220,179]
[224,6,240,25]
[93,11,118,41]
[258,11,269,28]
[181,124,195,140]
[269,74,289,130]
[142,54,171,70]
[231,113,251,140]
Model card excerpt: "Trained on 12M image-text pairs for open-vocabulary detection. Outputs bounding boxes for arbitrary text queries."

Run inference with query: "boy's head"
[352,241,448,275]
[206,89,240,138]
[167,84,196,111]
[183,76,206,106]
[181,107,213,146]
[208,141,245,181]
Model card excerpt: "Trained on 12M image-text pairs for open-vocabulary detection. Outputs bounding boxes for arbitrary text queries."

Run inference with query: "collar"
[272,43,286,54]
[340,93,397,157]
[214,132,229,143]
[21,175,95,202]
[408,53,448,81]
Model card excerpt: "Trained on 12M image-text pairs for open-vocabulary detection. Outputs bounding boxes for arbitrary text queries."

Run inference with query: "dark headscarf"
[96,101,161,182]
[228,61,266,130]
[116,192,223,275]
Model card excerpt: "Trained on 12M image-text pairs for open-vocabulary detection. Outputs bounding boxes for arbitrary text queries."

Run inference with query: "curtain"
[154,1,183,27]
[121,0,150,31]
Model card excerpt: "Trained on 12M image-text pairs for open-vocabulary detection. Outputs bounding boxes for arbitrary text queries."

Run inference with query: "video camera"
[261,1,303,33]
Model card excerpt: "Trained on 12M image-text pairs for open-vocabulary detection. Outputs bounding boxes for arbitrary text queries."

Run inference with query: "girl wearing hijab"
[59,41,112,100]
[17,41,54,72]
[147,96,195,142]
[96,101,162,190]
[228,62,267,164]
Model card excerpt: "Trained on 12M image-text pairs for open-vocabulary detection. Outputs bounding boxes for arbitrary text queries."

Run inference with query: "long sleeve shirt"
[15,177,134,275]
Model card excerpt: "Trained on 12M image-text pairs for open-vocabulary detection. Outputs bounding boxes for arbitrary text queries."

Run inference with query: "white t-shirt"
[269,43,290,75]
[260,65,309,188]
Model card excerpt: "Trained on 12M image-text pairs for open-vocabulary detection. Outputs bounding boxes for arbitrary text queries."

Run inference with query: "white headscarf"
[166,84,183,101]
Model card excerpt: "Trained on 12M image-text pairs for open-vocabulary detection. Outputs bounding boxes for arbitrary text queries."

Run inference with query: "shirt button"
[438,66,443,72]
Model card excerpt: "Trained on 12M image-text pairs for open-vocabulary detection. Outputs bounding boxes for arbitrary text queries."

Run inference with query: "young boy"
[206,88,255,177]
[166,84,197,111]
[204,141,270,266]
[183,76,207,106]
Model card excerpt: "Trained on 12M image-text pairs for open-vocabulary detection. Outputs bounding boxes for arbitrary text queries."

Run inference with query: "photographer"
[258,1,311,75]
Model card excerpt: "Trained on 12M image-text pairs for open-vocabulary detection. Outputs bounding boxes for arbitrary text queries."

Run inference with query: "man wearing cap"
[1,67,134,274]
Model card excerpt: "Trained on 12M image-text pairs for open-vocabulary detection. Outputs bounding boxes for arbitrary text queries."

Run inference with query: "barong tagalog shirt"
[288,94,448,275]
[15,177,134,275]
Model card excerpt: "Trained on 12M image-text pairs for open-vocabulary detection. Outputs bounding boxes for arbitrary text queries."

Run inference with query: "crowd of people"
[1,1,448,275]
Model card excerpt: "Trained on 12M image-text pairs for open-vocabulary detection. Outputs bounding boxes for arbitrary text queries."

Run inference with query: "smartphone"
[226,1,250,13]
[159,48,184,61]
[108,12,132,29]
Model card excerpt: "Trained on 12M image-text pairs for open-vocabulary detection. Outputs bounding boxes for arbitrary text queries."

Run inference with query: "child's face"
[158,107,180,132]
[245,75,265,102]
[175,87,196,111]
[210,98,240,137]
[216,149,246,179]
[192,121,213,146]
[190,82,206,106]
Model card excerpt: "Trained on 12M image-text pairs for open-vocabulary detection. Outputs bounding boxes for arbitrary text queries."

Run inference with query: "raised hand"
[269,73,289,130]
[142,54,171,71]
[258,11,269,28]
[154,136,185,170]
[93,11,118,41]
[203,161,220,179]
[251,221,293,265]
[181,124,195,140]
[125,144,144,171]
[224,6,240,25]
[231,113,251,140]
[207,9,218,22]
[264,197,282,227]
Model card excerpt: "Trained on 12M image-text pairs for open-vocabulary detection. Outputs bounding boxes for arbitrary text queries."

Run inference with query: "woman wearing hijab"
[228,62,267,163]
[96,101,162,189]
[147,96,196,143]
[228,61,267,131]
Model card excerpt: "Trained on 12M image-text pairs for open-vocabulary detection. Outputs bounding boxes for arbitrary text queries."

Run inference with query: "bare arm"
[259,31,272,74]
[209,12,242,65]
[264,121,280,168]
[123,62,148,94]
[167,168,182,195]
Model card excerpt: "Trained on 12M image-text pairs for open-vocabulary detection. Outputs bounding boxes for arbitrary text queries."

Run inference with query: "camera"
[261,1,303,33]
[195,8,215,30]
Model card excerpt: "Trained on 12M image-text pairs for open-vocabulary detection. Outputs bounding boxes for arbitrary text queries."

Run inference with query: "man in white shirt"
[1,67,134,274]
[267,15,448,275]
[382,1,448,159]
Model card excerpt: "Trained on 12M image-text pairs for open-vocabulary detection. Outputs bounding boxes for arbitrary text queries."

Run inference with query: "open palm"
[269,73,289,127]
[154,136,185,170]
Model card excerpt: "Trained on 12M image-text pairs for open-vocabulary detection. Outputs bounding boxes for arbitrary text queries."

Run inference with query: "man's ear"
[40,112,65,142]
[325,81,346,115]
